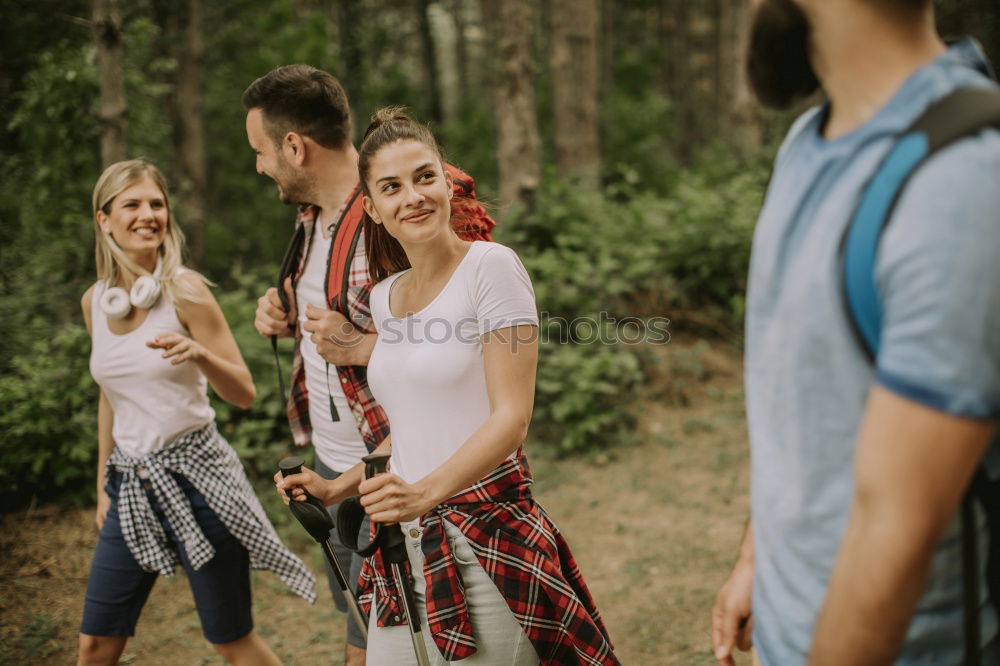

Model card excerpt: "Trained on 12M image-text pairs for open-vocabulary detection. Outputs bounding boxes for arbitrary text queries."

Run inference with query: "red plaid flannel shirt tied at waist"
[357,453,619,665]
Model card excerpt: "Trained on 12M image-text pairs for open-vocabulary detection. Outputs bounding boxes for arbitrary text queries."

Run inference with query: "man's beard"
[746,0,819,109]
[273,161,313,206]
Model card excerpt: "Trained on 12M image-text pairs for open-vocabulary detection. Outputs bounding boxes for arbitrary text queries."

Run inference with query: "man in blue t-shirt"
[711,1,1000,664]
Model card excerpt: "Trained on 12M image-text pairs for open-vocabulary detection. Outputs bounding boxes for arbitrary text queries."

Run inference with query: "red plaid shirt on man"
[285,167,494,452]
[357,453,620,665]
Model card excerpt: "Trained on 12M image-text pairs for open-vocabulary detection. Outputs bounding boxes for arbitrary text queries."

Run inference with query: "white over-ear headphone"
[100,260,163,319]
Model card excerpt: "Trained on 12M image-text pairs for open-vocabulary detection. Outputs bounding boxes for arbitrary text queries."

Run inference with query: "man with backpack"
[711,1,999,664]
[243,65,493,665]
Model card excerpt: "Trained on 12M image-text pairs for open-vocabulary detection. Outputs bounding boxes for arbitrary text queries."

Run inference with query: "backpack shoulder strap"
[325,185,365,314]
[841,87,1000,361]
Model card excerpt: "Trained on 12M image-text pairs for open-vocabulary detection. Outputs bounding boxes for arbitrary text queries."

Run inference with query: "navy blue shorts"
[79,471,253,644]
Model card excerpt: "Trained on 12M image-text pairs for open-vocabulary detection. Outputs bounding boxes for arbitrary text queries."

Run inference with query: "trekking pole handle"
[363,453,391,480]
[279,455,306,500]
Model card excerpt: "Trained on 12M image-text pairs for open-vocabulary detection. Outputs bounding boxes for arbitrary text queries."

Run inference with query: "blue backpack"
[841,86,1000,665]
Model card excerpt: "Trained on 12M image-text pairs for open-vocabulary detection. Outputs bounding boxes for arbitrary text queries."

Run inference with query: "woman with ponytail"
[278,110,619,665]
[78,160,314,665]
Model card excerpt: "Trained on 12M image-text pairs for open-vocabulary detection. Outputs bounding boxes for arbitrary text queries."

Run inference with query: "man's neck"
[806,3,945,140]
[309,143,360,217]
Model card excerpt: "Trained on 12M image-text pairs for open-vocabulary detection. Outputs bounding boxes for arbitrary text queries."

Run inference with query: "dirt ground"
[0,338,753,665]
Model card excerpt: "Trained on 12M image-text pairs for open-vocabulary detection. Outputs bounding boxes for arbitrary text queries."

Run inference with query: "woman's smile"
[401,208,434,223]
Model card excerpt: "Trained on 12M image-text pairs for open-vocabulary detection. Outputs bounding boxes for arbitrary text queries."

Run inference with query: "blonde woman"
[78,160,314,666]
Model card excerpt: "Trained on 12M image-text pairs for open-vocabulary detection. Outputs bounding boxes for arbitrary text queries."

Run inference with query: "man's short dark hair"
[242,64,352,149]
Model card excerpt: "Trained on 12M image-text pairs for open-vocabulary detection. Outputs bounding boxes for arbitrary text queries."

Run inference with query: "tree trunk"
[174,0,207,265]
[720,0,762,153]
[666,0,696,161]
[416,0,443,125]
[549,0,601,189]
[337,0,365,140]
[92,0,127,167]
[600,0,614,98]
[451,0,470,94]
[481,0,541,213]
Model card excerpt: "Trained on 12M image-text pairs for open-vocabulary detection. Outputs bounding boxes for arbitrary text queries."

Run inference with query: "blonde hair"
[91,159,207,306]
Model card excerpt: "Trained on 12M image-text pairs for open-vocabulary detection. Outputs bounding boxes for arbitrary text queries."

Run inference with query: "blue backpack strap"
[840,86,1000,666]
[841,87,1000,362]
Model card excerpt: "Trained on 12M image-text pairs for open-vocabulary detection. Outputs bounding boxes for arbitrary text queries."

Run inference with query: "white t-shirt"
[367,241,539,484]
[296,226,369,472]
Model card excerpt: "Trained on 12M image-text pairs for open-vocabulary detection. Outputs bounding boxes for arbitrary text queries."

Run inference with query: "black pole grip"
[278,455,334,543]
[336,452,392,557]
[363,452,391,479]
[279,455,305,500]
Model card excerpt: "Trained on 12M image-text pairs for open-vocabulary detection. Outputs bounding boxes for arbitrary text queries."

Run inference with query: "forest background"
[3,0,997,506]
[0,1,998,659]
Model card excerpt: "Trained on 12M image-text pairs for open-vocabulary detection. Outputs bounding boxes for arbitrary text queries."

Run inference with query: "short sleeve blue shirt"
[746,39,1000,665]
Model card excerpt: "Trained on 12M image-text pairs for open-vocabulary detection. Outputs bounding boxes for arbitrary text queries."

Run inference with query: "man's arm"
[712,520,755,665]
[809,386,993,665]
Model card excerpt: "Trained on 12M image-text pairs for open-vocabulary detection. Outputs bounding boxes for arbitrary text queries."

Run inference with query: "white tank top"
[89,275,215,458]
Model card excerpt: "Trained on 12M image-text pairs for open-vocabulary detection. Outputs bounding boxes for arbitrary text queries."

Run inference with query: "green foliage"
[533,340,643,453]
[601,88,679,195]
[0,323,98,507]
[437,100,499,200]
[505,175,673,320]
[1,41,101,367]
[507,152,766,328]
[657,147,770,325]
[503,154,765,453]
[123,17,175,166]
[15,613,58,658]
[200,0,344,274]
[210,263,298,481]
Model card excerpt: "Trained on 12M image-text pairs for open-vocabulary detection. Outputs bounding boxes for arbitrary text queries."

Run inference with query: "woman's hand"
[274,466,331,505]
[358,473,438,524]
[147,332,206,365]
[95,490,110,530]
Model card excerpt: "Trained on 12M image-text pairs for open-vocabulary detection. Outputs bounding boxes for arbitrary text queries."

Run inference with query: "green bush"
[532,339,644,453]
[500,160,765,454]
[507,157,765,329]
[0,323,98,507]
[601,88,679,195]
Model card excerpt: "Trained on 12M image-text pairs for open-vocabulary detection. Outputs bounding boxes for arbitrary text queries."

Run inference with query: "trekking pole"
[360,453,431,666]
[278,456,369,641]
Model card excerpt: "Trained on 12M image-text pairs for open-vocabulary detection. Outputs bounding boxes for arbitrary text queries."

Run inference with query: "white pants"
[366,520,540,666]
